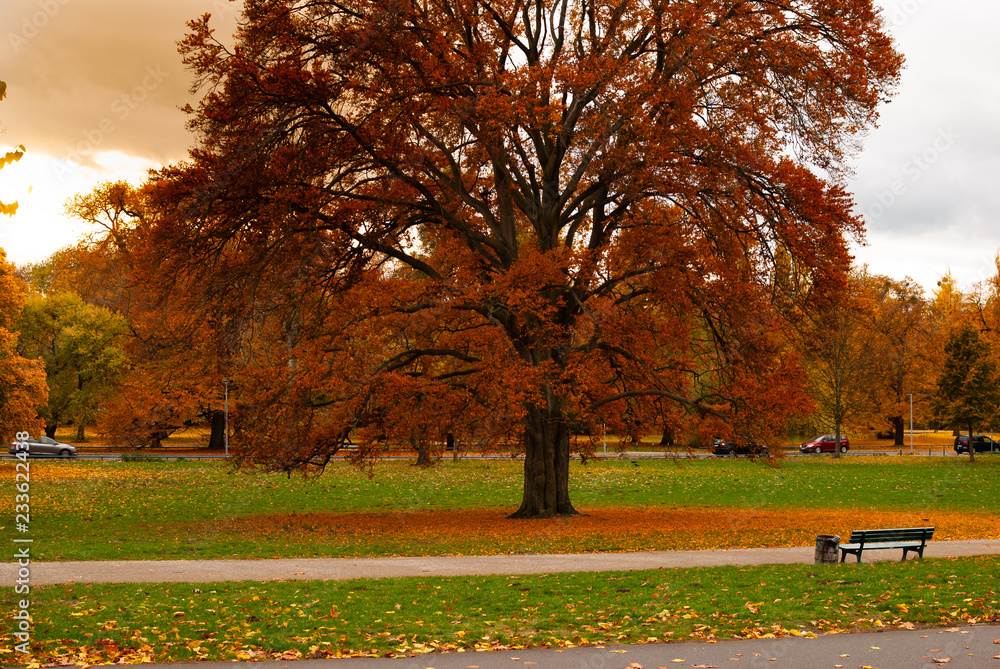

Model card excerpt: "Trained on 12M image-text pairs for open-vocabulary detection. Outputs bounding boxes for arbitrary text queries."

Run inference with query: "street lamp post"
[223,379,230,457]
[908,393,913,455]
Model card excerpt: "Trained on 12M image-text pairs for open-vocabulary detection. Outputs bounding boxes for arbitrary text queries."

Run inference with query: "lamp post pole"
[908,393,913,455]
[223,379,230,457]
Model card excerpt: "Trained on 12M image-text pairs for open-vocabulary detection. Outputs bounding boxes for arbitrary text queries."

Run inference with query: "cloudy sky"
[0,0,237,262]
[1,0,998,295]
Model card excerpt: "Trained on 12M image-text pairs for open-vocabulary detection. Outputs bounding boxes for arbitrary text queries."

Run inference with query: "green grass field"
[4,456,1000,664]
[4,456,999,561]
[6,557,998,663]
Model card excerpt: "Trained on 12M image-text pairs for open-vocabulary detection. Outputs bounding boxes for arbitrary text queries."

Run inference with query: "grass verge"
[3,556,998,664]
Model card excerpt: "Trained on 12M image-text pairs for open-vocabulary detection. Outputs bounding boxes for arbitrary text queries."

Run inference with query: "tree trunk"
[414,443,433,466]
[75,423,86,442]
[832,389,843,459]
[208,410,226,450]
[968,421,975,463]
[412,430,433,466]
[45,424,57,438]
[510,403,577,518]
[891,416,905,446]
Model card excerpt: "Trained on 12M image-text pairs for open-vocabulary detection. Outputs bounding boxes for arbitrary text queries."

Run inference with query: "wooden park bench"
[839,527,934,563]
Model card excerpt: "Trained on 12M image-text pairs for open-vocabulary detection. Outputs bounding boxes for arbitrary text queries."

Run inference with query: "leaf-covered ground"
[186,506,1000,558]
[3,557,998,665]
[3,457,999,560]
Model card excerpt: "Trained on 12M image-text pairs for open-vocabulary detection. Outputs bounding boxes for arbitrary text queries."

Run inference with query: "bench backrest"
[848,527,934,544]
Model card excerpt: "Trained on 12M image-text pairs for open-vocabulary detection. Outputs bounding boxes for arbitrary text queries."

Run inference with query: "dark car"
[8,436,78,458]
[954,434,999,454]
[712,438,769,456]
[799,434,849,454]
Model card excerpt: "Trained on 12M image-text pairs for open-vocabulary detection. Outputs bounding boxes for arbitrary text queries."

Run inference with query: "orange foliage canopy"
[40,182,228,448]
[0,249,46,437]
[144,0,902,516]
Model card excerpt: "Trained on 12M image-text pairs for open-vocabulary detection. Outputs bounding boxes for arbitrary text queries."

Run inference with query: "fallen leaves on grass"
[7,458,1000,561]
[183,506,1000,557]
[0,461,166,482]
[12,556,1000,668]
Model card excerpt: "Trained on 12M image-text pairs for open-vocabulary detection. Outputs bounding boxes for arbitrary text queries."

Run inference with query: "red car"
[799,434,849,454]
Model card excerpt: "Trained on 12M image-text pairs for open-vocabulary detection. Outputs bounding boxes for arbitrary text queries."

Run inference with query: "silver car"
[8,436,78,458]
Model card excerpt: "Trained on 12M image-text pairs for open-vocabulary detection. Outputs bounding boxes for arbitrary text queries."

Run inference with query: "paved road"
[109,625,1000,669]
[0,448,980,462]
[7,539,1000,585]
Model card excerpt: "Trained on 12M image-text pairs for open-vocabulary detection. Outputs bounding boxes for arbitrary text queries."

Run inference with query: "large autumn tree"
[146,0,901,516]
[932,324,1000,462]
[27,180,236,449]
[865,275,933,445]
[797,272,882,459]
[17,292,130,440]
[0,249,47,438]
